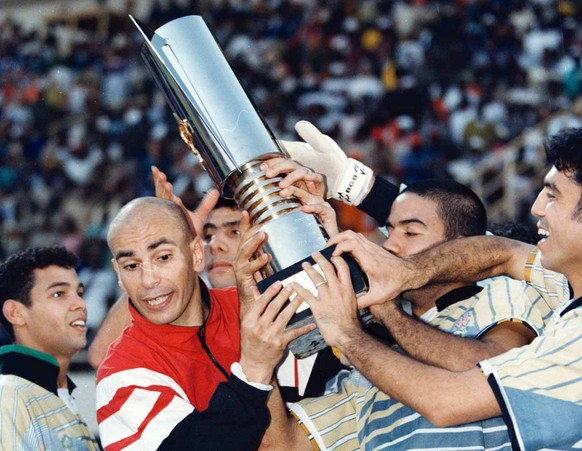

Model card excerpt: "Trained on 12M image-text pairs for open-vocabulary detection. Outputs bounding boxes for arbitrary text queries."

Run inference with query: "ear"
[2,299,27,330]
[190,236,206,273]
[111,258,125,292]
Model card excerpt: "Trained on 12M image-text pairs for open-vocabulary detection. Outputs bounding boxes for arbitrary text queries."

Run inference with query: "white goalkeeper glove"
[280,120,374,206]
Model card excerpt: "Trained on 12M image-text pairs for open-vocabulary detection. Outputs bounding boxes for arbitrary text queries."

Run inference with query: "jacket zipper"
[198,324,230,380]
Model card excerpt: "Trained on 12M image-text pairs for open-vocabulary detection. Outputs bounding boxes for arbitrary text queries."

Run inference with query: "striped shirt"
[480,249,582,450]
[0,346,99,450]
[291,273,554,450]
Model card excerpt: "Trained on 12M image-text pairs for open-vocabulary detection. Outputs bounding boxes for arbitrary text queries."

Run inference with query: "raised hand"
[278,184,339,237]
[152,165,220,236]
[327,230,419,308]
[233,211,271,316]
[260,156,327,198]
[290,252,360,347]
[279,121,374,205]
[239,281,315,384]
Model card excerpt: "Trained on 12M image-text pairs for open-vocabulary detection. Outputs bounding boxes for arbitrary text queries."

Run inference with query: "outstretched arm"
[328,231,534,307]
[292,252,501,427]
[371,300,536,371]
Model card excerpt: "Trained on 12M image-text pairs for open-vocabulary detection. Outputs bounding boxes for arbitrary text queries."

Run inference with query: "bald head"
[107,197,194,248]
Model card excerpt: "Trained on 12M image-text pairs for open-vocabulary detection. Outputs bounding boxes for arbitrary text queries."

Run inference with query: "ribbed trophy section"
[231,160,327,275]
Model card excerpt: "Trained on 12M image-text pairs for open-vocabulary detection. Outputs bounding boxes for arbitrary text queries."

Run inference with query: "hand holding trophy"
[131,15,369,357]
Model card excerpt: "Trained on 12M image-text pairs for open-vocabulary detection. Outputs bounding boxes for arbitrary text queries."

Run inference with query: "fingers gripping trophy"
[130,15,369,357]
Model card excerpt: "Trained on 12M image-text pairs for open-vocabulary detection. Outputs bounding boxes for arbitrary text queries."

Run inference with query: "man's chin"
[208,273,236,289]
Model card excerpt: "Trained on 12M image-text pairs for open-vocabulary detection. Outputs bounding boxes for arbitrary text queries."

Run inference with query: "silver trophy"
[131,15,369,357]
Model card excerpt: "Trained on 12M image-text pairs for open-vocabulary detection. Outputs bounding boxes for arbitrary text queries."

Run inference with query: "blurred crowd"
[1,0,582,333]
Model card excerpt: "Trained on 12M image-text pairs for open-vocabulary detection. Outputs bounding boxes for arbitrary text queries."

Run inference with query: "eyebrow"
[385,218,428,229]
[544,180,560,194]
[114,238,177,260]
[203,220,241,231]
[46,281,85,291]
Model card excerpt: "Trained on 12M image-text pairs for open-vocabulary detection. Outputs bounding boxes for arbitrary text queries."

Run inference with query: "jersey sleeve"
[479,308,582,450]
[157,376,270,451]
[289,369,360,450]
[523,248,571,312]
[97,368,269,451]
[356,176,399,225]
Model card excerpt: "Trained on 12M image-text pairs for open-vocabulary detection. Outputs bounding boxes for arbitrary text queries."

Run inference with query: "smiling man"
[316,127,582,450]
[0,246,100,450]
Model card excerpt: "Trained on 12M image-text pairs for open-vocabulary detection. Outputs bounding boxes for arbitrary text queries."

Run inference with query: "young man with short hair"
[0,246,100,450]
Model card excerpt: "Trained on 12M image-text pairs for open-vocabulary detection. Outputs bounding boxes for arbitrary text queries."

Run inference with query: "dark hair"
[544,127,582,213]
[545,127,582,185]
[213,196,238,210]
[0,246,78,340]
[487,220,539,245]
[402,179,487,239]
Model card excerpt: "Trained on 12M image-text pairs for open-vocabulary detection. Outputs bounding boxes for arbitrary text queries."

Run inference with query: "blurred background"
[1,0,582,436]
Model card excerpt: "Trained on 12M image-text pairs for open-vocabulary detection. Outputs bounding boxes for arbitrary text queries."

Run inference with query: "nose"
[140,262,161,288]
[71,291,87,313]
[531,190,546,218]
[209,231,229,254]
[382,235,403,257]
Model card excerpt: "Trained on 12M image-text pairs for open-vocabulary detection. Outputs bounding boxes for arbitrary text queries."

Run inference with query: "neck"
[185,277,209,327]
[11,341,72,389]
[55,355,72,389]
[404,282,469,317]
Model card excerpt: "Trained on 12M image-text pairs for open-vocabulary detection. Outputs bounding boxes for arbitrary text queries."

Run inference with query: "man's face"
[382,192,447,257]
[111,214,205,326]
[531,166,582,279]
[20,266,87,359]
[202,207,242,288]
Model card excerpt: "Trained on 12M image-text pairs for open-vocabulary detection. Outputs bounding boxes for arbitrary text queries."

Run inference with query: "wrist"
[330,159,373,205]
[332,325,367,357]
[370,301,401,325]
[238,356,274,386]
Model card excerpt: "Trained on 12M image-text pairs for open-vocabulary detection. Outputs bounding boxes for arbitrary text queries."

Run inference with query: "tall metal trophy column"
[131,15,368,357]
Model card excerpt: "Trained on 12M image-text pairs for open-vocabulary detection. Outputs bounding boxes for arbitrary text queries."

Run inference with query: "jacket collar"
[0,344,76,395]
[435,284,483,312]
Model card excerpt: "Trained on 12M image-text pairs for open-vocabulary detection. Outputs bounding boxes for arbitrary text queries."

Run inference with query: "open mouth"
[70,319,87,330]
[537,226,549,244]
[143,293,172,309]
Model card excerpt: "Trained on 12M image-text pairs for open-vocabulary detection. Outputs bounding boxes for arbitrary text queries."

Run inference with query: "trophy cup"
[131,15,369,358]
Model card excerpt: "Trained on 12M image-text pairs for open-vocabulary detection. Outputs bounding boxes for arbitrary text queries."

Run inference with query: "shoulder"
[209,287,239,315]
[96,329,147,382]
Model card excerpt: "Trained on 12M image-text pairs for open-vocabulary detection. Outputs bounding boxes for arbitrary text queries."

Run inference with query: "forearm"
[372,302,512,371]
[159,376,270,451]
[88,295,131,369]
[259,381,311,451]
[334,328,501,426]
[406,236,532,288]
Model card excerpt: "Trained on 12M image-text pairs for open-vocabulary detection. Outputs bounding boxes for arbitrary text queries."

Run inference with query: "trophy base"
[257,245,371,359]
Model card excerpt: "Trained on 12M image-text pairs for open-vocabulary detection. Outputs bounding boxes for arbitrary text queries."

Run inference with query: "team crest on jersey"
[451,309,477,334]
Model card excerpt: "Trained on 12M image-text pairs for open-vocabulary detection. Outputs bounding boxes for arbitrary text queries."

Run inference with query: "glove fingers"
[294,120,331,154]
[279,140,313,158]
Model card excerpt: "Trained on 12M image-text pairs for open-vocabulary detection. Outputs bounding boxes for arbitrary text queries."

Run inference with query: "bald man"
[95,197,311,451]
